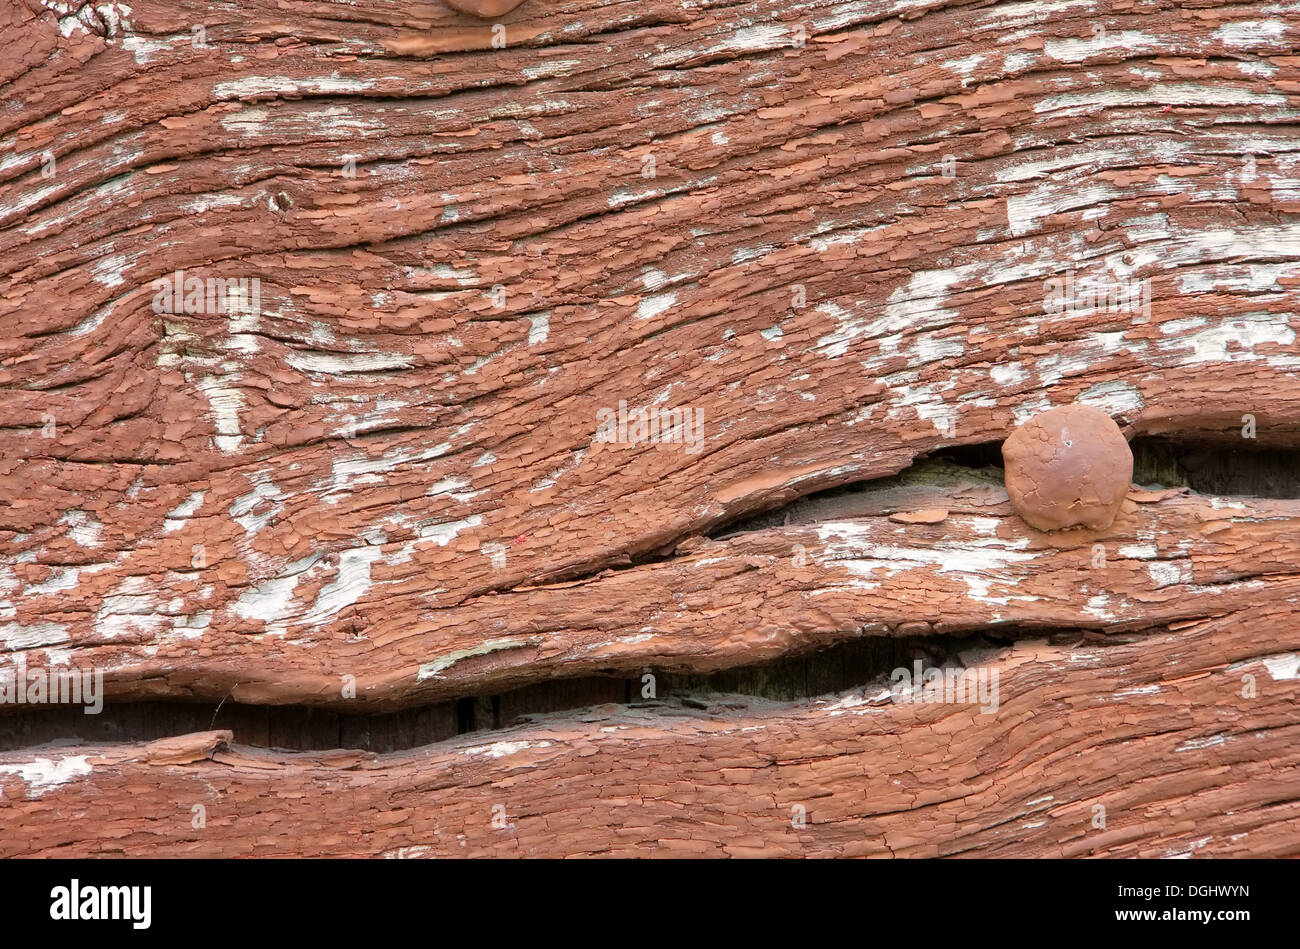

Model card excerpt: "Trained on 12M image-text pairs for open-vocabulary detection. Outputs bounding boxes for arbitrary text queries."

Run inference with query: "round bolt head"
[1001,404,1133,531]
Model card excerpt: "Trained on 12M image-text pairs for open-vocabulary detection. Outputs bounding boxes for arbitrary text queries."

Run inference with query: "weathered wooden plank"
[2,602,1297,857]
[5,471,1300,708]
[5,1,1300,673]
[2,0,1299,857]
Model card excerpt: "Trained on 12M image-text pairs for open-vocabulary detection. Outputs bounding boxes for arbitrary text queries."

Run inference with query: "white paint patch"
[1235,60,1278,78]
[1147,561,1187,587]
[425,476,479,503]
[322,442,454,500]
[286,351,413,373]
[480,541,507,569]
[197,375,245,452]
[461,739,552,759]
[1177,263,1298,294]
[816,269,960,359]
[1252,653,1300,680]
[180,193,247,216]
[1165,836,1214,858]
[299,546,386,627]
[122,35,175,65]
[808,222,890,253]
[911,333,964,363]
[219,106,271,138]
[1006,182,1119,237]
[990,362,1027,386]
[944,53,986,85]
[417,637,535,681]
[1083,593,1115,621]
[1043,31,1159,63]
[88,256,127,291]
[993,148,1138,185]
[1158,311,1295,365]
[527,312,550,345]
[1213,20,1288,48]
[635,291,677,321]
[973,0,1095,29]
[883,271,960,337]
[312,106,385,136]
[95,575,166,639]
[521,60,580,80]
[383,845,436,859]
[172,611,212,639]
[0,621,71,651]
[608,187,663,210]
[232,555,322,631]
[1117,543,1158,559]
[816,522,1035,603]
[1076,380,1144,416]
[1114,684,1161,697]
[650,23,788,67]
[58,510,103,548]
[1176,734,1227,752]
[418,515,483,546]
[811,302,856,357]
[432,264,476,284]
[1121,224,1300,288]
[211,75,376,100]
[1012,394,1054,425]
[0,756,92,797]
[893,382,958,438]
[0,179,62,224]
[163,491,206,532]
[93,2,133,36]
[1035,83,1287,116]
[230,474,286,535]
[25,566,84,596]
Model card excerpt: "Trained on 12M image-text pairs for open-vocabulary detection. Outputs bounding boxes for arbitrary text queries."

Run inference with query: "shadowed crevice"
[0,623,1153,754]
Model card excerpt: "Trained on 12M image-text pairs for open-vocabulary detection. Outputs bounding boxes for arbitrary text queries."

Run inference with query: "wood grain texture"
[3,603,1298,857]
[2,0,1298,856]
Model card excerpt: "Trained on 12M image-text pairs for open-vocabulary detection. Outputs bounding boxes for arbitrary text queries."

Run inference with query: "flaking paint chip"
[888,508,949,524]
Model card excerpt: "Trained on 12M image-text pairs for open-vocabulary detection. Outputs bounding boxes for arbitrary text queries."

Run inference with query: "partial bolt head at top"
[445,0,529,16]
